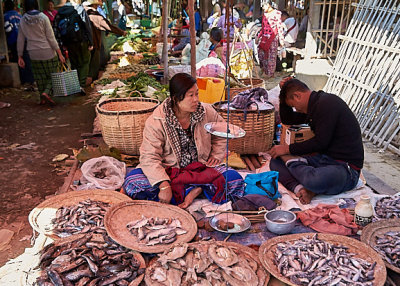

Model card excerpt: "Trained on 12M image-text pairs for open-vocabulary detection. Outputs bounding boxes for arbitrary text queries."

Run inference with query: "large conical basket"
[213,101,275,155]
[96,97,159,155]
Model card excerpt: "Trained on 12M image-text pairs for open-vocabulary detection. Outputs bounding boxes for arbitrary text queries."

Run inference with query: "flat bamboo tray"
[361,218,400,274]
[104,200,197,253]
[259,233,386,286]
[145,241,270,286]
[28,189,131,239]
[36,233,146,286]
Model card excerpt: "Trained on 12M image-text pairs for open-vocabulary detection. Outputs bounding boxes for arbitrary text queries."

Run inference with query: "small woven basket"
[213,101,275,154]
[96,97,159,155]
[227,78,265,99]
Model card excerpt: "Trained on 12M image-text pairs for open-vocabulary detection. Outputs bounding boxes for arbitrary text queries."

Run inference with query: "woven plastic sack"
[79,156,126,190]
[51,63,81,96]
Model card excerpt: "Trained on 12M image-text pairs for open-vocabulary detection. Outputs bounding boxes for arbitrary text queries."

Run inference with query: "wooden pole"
[188,0,196,78]
[162,0,169,84]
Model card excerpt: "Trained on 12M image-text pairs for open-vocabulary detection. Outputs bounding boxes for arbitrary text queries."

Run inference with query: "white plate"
[204,122,246,139]
[209,213,251,233]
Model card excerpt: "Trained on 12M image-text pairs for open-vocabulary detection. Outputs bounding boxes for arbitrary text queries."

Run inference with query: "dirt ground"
[0,75,399,269]
[0,87,96,266]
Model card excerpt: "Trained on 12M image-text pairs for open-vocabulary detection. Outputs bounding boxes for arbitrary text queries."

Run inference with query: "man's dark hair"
[281,11,289,18]
[169,73,197,108]
[48,0,54,3]
[279,78,309,103]
[4,0,15,12]
[210,27,223,42]
[24,0,39,11]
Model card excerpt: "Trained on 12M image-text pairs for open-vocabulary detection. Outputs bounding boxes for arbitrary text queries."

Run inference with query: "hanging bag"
[51,63,81,96]
[244,171,281,200]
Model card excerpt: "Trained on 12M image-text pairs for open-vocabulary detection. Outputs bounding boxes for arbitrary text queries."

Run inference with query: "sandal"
[41,93,56,106]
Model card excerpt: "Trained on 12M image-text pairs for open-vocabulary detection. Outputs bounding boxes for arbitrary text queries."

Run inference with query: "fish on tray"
[147,242,265,286]
[49,199,110,237]
[36,233,145,286]
[375,196,400,219]
[373,230,400,268]
[270,234,376,286]
[126,215,187,246]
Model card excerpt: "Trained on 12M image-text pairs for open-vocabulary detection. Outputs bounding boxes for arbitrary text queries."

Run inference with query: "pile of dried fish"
[146,242,267,285]
[37,233,145,286]
[126,215,187,246]
[50,199,110,237]
[373,230,400,268]
[375,196,400,219]
[273,234,376,285]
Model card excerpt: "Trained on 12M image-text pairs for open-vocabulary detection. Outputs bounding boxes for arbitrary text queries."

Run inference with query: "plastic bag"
[244,171,282,200]
[79,156,126,190]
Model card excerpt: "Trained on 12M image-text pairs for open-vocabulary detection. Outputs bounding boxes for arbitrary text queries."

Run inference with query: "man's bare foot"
[178,187,202,209]
[158,188,172,204]
[296,188,316,205]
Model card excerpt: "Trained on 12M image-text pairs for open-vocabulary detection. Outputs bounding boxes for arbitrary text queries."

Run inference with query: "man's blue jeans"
[270,154,360,195]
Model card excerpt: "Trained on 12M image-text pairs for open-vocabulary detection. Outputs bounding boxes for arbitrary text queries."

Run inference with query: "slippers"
[41,93,56,106]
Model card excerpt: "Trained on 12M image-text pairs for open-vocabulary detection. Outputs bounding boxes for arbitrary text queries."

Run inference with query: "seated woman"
[209,27,224,62]
[123,73,244,208]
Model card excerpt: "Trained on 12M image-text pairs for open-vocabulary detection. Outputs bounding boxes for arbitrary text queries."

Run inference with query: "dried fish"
[126,215,187,246]
[50,199,111,237]
[373,230,400,268]
[375,196,400,219]
[37,234,144,286]
[147,242,266,286]
[274,234,375,286]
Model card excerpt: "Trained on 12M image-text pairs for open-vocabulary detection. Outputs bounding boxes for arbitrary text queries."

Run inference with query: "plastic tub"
[197,77,225,104]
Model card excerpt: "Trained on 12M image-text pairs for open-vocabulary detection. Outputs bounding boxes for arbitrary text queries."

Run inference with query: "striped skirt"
[31,56,59,98]
[122,165,245,205]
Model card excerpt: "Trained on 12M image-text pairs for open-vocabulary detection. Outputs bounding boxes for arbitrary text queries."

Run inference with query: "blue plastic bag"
[244,171,281,200]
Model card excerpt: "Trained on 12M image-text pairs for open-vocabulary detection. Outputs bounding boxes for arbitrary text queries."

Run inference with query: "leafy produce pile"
[49,199,110,238]
[126,72,168,102]
[273,234,376,285]
[37,234,145,286]
[373,230,400,268]
[145,242,268,285]
[111,33,152,53]
[104,64,148,80]
[126,215,187,246]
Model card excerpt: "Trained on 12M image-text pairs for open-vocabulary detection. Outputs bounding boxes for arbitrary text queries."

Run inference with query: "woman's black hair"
[210,27,223,42]
[4,0,15,12]
[169,73,197,108]
[48,0,54,4]
[24,0,39,11]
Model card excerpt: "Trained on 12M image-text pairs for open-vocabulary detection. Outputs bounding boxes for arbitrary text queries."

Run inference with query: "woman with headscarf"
[17,0,65,105]
[256,0,284,77]
[123,73,244,208]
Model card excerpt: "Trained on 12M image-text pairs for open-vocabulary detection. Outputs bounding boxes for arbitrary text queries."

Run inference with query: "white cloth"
[283,17,298,45]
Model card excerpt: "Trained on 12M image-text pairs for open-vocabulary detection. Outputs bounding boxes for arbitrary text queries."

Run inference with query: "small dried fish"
[375,196,400,219]
[126,215,187,246]
[50,199,111,237]
[274,234,375,286]
[373,230,400,268]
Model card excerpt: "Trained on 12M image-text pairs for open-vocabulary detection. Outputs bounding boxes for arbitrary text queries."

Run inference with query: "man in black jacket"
[268,78,364,204]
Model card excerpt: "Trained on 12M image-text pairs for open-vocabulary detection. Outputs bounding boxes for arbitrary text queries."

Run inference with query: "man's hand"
[279,76,293,88]
[206,156,221,167]
[18,56,25,69]
[88,45,94,51]
[268,144,290,159]
[158,181,172,204]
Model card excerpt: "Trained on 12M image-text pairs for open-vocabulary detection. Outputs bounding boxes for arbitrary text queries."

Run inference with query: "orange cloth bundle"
[297,204,359,235]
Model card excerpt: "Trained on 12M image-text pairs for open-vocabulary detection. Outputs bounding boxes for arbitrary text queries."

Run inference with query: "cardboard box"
[281,124,315,145]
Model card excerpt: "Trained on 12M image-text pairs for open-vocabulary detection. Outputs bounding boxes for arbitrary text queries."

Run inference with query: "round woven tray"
[259,233,386,286]
[145,241,270,286]
[36,233,146,286]
[96,97,160,155]
[28,189,131,239]
[228,78,265,99]
[213,101,275,154]
[361,218,400,274]
[104,200,197,253]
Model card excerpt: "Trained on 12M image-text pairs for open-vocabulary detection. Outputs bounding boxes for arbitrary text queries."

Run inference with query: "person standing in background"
[281,11,298,47]
[194,7,201,37]
[18,0,66,105]
[117,0,126,30]
[43,0,57,26]
[256,0,284,77]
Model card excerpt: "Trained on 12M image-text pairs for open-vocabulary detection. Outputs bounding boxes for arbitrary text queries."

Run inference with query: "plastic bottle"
[354,195,374,227]
[276,124,282,144]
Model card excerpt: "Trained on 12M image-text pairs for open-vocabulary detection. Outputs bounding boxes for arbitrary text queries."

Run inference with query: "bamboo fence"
[324,0,400,155]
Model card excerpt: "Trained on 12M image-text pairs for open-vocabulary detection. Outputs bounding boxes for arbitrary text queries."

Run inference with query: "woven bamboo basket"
[96,97,159,155]
[228,78,265,99]
[213,101,275,154]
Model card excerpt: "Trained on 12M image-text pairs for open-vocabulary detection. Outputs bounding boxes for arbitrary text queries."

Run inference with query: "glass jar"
[354,195,374,227]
